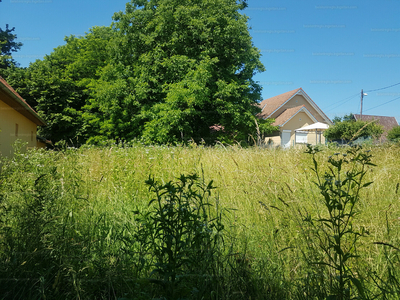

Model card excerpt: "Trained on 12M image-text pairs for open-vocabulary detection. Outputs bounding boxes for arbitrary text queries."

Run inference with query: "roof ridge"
[258,88,302,118]
[0,76,45,125]
[0,76,36,111]
[272,105,317,126]
[297,89,332,124]
[354,113,396,118]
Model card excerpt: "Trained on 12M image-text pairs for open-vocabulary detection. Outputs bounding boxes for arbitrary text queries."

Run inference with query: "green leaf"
[349,276,366,299]
[362,181,373,188]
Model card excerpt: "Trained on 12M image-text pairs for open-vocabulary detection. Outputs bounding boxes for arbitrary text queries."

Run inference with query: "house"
[353,114,399,142]
[0,76,46,157]
[258,88,333,147]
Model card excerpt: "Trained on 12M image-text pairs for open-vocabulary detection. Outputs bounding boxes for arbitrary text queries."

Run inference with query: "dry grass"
[1,142,399,299]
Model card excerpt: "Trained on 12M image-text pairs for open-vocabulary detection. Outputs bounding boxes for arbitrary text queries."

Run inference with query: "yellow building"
[258,88,333,147]
[0,76,46,157]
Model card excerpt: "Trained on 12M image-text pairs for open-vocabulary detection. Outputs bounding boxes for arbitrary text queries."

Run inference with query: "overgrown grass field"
[1,142,399,299]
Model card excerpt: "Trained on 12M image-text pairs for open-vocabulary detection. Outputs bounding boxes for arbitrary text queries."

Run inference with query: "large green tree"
[3,0,270,145]
[0,24,23,69]
[89,0,266,144]
[3,26,114,144]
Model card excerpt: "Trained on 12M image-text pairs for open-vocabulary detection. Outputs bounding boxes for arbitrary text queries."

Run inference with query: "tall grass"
[0,142,399,299]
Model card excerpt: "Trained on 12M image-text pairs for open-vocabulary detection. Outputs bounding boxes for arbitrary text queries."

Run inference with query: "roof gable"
[258,88,301,118]
[0,76,45,126]
[258,88,332,125]
[274,105,317,126]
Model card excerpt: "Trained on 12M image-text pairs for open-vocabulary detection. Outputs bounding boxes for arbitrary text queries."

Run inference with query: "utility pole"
[360,89,363,120]
[360,89,367,121]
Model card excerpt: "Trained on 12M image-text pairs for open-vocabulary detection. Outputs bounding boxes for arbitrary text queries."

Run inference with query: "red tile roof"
[0,76,45,126]
[258,88,332,125]
[353,114,398,133]
[258,88,301,118]
[273,105,305,126]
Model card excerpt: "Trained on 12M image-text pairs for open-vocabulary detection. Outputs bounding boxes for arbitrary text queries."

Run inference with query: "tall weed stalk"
[132,174,225,299]
[301,145,375,299]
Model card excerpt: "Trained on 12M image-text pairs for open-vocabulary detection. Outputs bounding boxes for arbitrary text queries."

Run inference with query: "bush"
[324,120,383,142]
[387,126,400,142]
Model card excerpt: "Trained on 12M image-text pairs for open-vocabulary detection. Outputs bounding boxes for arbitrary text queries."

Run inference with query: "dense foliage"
[324,116,383,142]
[90,0,265,144]
[0,24,23,69]
[387,125,400,142]
[2,27,114,144]
[2,0,274,145]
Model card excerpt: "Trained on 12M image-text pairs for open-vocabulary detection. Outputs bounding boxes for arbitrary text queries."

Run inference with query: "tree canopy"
[332,113,354,124]
[89,0,266,144]
[2,0,272,145]
[0,24,23,69]
[2,26,114,143]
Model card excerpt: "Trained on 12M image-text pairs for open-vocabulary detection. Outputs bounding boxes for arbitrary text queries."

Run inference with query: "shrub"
[387,125,400,142]
[324,119,383,142]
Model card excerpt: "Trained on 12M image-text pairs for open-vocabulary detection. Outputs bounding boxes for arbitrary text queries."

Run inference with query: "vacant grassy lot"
[1,142,399,299]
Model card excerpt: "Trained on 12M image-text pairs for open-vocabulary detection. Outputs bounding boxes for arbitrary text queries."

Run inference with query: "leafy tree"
[2,26,114,144]
[0,24,23,69]
[387,126,400,142]
[3,0,270,145]
[324,117,383,142]
[332,116,342,124]
[0,65,32,103]
[89,0,267,144]
[332,113,354,124]
[342,113,354,122]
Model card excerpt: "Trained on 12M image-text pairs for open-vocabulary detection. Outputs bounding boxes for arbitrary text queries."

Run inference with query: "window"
[295,131,308,144]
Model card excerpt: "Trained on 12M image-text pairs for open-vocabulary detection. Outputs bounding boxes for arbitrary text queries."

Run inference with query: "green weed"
[132,173,224,299]
[0,143,399,299]
[300,145,375,299]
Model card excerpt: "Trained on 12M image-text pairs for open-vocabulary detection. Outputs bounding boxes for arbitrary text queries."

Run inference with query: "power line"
[325,92,359,110]
[325,93,359,112]
[324,82,400,115]
[365,82,400,93]
[364,95,400,112]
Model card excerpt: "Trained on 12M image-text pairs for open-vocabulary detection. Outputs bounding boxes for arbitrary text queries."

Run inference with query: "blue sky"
[1,0,400,122]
